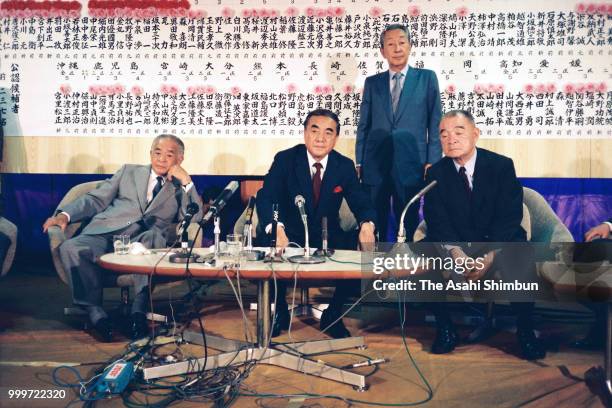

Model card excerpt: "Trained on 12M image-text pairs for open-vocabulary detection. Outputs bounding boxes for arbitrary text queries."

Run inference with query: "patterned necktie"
[458,166,471,196]
[312,162,323,207]
[151,176,163,202]
[391,72,403,114]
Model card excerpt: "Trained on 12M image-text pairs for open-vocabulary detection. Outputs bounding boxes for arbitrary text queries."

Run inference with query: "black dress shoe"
[91,317,113,343]
[570,325,605,350]
[130,312,149,340]
[517,328,546,360]
[271,306,290,337]
[431,325,458,354]
[320,308,351,339]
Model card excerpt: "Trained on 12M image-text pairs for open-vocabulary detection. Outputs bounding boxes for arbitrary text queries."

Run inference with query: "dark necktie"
[391,72,403,115]
[458,166,471,196]
[151,176,163,201]
[312,162,323,207]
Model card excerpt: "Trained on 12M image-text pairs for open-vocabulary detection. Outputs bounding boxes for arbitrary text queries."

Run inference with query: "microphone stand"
[169,228,199,263]
[396,181,437,243]
[213,216,230,260]
[288,214,325,265]
[241,222,265,261]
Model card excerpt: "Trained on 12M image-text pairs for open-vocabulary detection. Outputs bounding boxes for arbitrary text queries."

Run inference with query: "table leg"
[257,280,271,347]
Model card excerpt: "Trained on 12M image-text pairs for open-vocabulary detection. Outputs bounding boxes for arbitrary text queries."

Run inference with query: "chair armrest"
[0,218,18,277]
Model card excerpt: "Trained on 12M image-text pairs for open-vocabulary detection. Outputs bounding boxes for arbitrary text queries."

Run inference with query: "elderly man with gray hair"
[43,135,203,342]
[356,23,442,242]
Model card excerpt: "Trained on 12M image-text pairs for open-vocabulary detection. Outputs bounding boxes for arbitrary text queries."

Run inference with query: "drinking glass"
[113,235,130,255]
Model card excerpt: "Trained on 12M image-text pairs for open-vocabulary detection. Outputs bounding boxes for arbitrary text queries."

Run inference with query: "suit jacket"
[423,148,526,243]
[256,145,376,249]
[356,67,442,187]
[61,164,203,237]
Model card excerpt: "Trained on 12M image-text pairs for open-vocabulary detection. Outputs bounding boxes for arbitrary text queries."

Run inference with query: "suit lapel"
[135,165,150,214]
[295,146,315,215]
[145,180,175,215]
[316,152,339,218]
[377,71,393,124]
[394,67,417,123]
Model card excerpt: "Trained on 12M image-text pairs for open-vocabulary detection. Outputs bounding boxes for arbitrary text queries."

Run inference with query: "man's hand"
[276,225,289,251]
[42,213,69,233]
[358,221,375,251]
[585,223,611,242]
[465,250,495,282]
[167,164,192,186]
[449,247,476,275]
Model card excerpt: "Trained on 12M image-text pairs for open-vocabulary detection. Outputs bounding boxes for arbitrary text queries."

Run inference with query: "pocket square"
[333,185,343,193]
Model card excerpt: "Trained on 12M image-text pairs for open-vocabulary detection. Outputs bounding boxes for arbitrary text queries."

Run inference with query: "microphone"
[169,202,200,264]
[178,202,200,234]
[264,203,283,263]
[314,216,334,257]
[244,196,256,225]
[396,180,437,243]
[201,180,239,224]
[241,197,265,260]
[287,195,325,264]
[294,195,307,225]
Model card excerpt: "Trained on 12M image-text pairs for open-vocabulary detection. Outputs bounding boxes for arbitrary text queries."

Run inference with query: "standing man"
[257,109,376,338]
[43,135,203,342]
[356,24,442,241]
[423,110,545,360]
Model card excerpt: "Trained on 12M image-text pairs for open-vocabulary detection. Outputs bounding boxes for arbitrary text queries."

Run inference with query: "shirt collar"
[150,168,166,182]
[389,64,410,79]
[306,150,329,172]
[453,148,477,176]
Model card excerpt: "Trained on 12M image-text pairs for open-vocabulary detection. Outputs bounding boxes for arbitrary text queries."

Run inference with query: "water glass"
[226,234,243,262]
[113,235,130,255]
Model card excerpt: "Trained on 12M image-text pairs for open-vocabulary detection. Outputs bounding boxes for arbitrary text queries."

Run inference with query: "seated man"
[256,108,376,338]
[43,134,203,342]
[570,218,612,349]
[423,109,546,360]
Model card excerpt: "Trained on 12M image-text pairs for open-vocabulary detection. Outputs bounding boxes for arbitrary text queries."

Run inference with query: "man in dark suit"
[257,108,376,338]
[43,135,203,342]
[570,218,612,349]
[423,110,545,360]
[356,24,442,241]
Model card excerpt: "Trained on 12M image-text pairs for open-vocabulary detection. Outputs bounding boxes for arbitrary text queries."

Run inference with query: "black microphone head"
[294,195,305,207]
[186,202,199,214]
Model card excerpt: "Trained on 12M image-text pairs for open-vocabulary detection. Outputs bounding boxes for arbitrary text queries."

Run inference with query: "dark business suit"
[356,67,442,240]
[257,144,376,250]
[423,148,536,326]
[59,164,203,308]
[256,144,376,310]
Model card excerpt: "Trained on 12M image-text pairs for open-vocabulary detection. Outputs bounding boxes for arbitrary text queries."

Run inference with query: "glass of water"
[225,234,243,263]
[113,235,130,255]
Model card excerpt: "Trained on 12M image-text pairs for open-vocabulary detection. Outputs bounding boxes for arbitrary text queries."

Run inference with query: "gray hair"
[151,134,185,155]
[380,24,411,48]
[441,110,476,125]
